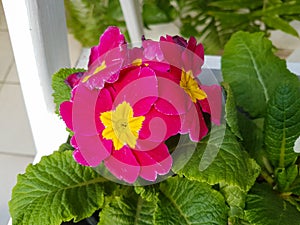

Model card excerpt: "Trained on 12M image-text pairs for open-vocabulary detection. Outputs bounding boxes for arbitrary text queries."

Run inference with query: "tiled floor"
[0,2,82,224]
[1,2,300,225]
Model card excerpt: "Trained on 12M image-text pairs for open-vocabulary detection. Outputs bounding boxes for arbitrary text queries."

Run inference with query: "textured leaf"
[221,185,246,219]
[275,165,299,192]
[222,31,295,117]
[9,151,110,225]
[264,80,300,168]
[155,177,228,225]
[237,112,266,168]
[222,82,242,139]
[178,125,261,191]
[52,68,85,114]
[99,190,157,225]
[290,176,300,196]
[134,185,159,202]
[245,183,300,225]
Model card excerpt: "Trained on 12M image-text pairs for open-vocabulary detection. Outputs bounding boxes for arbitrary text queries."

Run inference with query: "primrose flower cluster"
[60,26,222,184]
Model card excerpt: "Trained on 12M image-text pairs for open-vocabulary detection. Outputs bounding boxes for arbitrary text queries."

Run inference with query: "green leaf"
[208,0,262,10]
[99,190,157,225]
[264,80,300,168]
[263,16,299,37]
[245,183,300,225]
[57,141,74,152]
[222,82,242,139]
[52,68,85,114]
[134,185,159,202]
[275,165,299,192]
[221,185,246,220]
[64,0,127,46]
[142,0,177,26]
[9,151,110,225]
[237,112,266,168]
[264,2,300,16]
[222,31,295,118]
[178,125,261,191]
[155,177,228,225]
[290,176,300,196]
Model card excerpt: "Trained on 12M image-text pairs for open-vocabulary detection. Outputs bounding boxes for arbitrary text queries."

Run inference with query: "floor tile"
[0,153,34,225]
[68,34,82,67]
[0,31,14,81]
[0,0,7,31]
[5,62,19,83]
[0,84,36,156]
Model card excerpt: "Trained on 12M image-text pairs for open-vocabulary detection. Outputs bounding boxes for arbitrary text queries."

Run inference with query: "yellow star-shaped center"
[179,69,207,103]
[100,101,145,150]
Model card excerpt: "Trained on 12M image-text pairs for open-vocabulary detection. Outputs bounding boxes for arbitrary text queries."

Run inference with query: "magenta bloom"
[158,34,222,138]
[60,26,220,183]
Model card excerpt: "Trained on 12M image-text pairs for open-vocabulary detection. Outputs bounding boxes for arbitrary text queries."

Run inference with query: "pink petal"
[181,103,208,142]
[159,37,184,68]
[84,56,124,90]
[88,26,126,66]
[124,47,143,67]
[154,76,192,115]
[172,35,188,47]
[181,46,204,75]
[133,97,158,116]
[200,84,222,125]
[73,149,89,166]
[60,101,73,130]
[74,134,112,167]
[72,85,112,136]
[104,146,140,183]
[133,143,172,181]
[139,107,181,142]
[112,67,158,116]
[142,39,164,61]
[65,72,84,88]
[187,36,204,61]
[142,61,170,72]
[94,88,114,132]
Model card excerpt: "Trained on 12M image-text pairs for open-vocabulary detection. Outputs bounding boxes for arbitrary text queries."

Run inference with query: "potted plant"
[9,26,300,225]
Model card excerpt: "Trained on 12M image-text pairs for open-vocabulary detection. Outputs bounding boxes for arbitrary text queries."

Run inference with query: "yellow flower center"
[132,58,149,67]
[179,69,207,103]
[132,58,143,66]
[100,101,145,150]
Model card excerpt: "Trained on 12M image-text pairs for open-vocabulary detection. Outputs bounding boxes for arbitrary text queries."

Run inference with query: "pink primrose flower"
[60,26,221,184]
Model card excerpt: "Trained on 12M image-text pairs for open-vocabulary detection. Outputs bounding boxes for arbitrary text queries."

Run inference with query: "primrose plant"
[9,27,300,225]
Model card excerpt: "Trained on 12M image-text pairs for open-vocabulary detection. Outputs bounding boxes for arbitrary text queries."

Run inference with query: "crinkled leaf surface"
[222,31,295,118]
[178,125,260,191]
[264,80,300,168]
[155,177,228,225]
[134,185,159,202]
[9,151,109,225]
[275,165,299,193]
[237,112,266,168]
[222,82,242,139]
[245,183,300,225]
[221,185,246,219]
[99,190,157,225]
[52,68,85,114]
